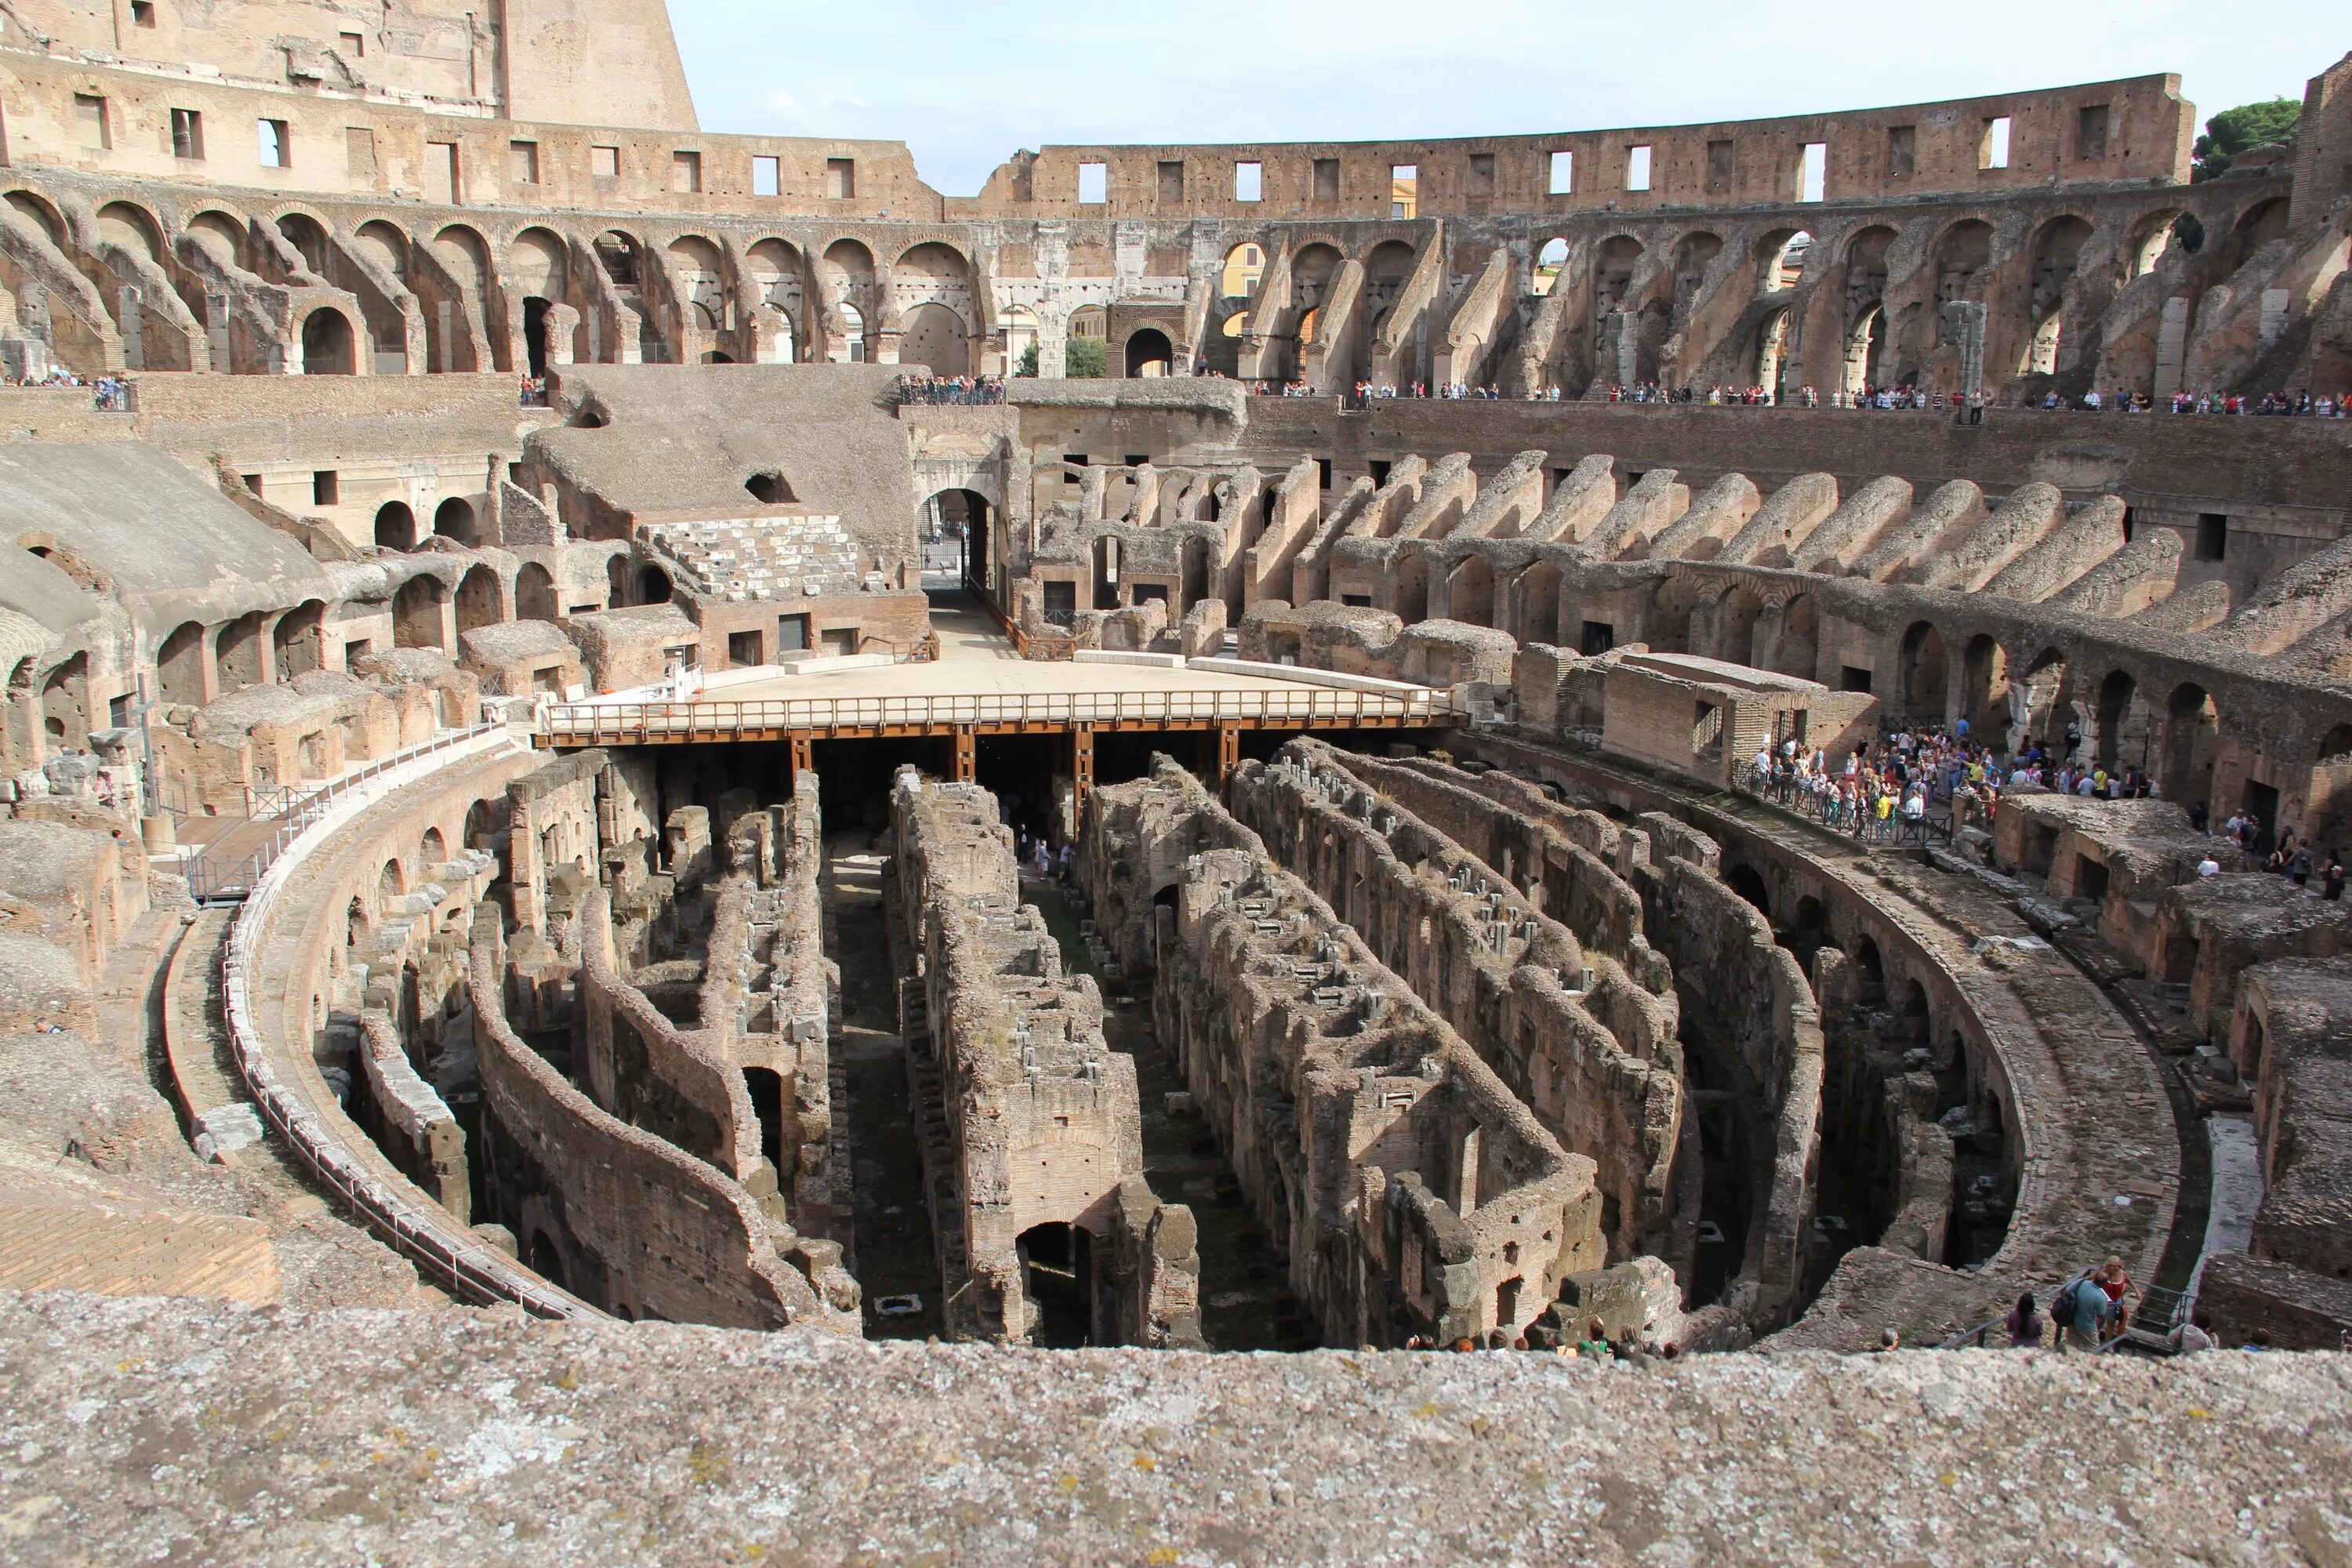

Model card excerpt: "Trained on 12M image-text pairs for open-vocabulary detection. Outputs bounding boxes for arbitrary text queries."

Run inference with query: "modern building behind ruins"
[4,5,2352,1548]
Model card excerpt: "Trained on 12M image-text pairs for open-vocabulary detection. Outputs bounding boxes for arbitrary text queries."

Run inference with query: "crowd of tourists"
[2049,387,2346,416]
[1402,1318,1681,1359]
[895,374,1005,405]
[518,375,550,408]
[3,367,132,409]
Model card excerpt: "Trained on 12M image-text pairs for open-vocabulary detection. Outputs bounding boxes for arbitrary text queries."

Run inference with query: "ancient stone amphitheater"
[2,3,2349,1559]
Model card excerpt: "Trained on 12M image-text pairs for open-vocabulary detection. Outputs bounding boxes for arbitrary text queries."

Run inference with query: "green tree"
[2193,97,2301,181]
[1015,337,1109,377]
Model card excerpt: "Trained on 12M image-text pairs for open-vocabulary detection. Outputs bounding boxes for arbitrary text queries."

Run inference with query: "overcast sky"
[669,1,2337,197]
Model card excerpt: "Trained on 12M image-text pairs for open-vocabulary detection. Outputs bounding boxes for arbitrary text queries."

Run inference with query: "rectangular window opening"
[1390,163,1417,218]
[170,107,203,161]
[1548,149,1573,194]
[2196,513,2228,561]
[339,30,364,56]
[312,470,339,506]
[1159,160,1185,203]
[1369,459,1393,486]
[2077,104,2111,160]
[345,126,377,179]
[1625,144,1652,191]
[1234,160,1262,202]
[74,94,111,152]
[426,140,460,205]
[1316,457,1333,490]
[1466,152,1495,196]
[509,140,539,185]
[1840,666,1875,694]
[591,145,620,180]
[1886,125,1916,177]
[1799,141,1827,202]
[1706,140,1734,191]
[131,1,155,25]
[258,119,289,169]
[1077,160,1108,205]
[1312,157,1338,201]
[753,154,781,197]
[672,150,702,194]
[1981,116,2012,171]
[826,157,856,200]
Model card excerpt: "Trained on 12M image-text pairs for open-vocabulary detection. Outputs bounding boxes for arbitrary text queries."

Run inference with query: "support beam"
[953,725,976,783]
[1071,724,1094,823]
[1216,723,1242,789]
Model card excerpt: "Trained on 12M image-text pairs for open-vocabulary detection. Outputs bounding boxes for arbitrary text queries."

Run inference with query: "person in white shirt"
[2198,855,2221,877]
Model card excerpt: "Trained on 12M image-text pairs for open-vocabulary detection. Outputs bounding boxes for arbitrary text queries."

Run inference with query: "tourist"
[2096,1255,2140,1342]
[2197,852,2222,878]
[2241,1327,2274,1352]
[2288,842,2314,887]
[2169,1312,2217,1355]
[2324,858,2345,901]
[2052,1269,2114,1351]
[2004,1291,2043,1348]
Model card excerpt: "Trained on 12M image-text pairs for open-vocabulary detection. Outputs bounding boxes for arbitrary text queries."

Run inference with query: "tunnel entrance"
[1016,1222,1094,1348]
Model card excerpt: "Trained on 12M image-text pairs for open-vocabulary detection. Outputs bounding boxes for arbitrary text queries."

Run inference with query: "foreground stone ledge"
[2,1293,2347,1566]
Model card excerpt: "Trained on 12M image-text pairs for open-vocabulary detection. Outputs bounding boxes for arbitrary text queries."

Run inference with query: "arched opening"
[1531,237,1570,297]
[1716,587,1764,666]
[432,496,478,546]
[515,562,557,622]
[374,501,416,551]
[898,301,968,376]
[1219,242,1265,301]
[2094,670,2139,769]
[215,613,264,694]
[2162,684,2220,811]
[1123,328,1173,378]
[2024,216,2092,376]
[1850,935,1885,989]
[606,554,629,607]
[637,565,673,605]
[272,601,326,677]
[1771,593,1818,679]
[300,308,355,376]
[1015,1222,1094,1348]
[393,574,447,650]
[1757,229,1811,295]
[1725,862,1771,916]
[923,488,992,590]
[836,301,865,363]
[1393,551,1429,624]
[1900,622,1948,723]
[464,799,497,854]
[456,564,501,633]
[2309,725,2352,855]
[1962,635,2009,739]
[1518,562,1562,645]
[526,1231,568,1291]
[1448,556,1494,627]
[522,296,552,377]
[39,654,88,746]
[2020,649,2072,756]
[593,230,641,288]
[745,471,795,504]
[1843,305,1885,398]
[157,621,206,706]
[1753,307,1795,400]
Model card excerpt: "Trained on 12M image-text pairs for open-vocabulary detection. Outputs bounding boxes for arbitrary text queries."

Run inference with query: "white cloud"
[672,0,2341,196]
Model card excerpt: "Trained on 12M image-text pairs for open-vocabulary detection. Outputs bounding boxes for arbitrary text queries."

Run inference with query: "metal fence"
[542,685,1451,742]
[184,725,501,903]
[214,722,581,1318]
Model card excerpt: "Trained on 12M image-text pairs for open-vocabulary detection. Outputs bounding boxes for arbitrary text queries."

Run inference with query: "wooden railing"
[542,685,1452,743]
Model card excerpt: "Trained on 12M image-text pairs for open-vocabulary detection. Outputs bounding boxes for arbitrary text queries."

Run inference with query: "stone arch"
[351,219,408,282]
[1517,561,1562,645]
[1961,634,2009,738]
[593,229,644,289]
[1123,327,1172,377]
[456,564,503,633]
[745,238,805,362]
[300,306,357,375]
[2093,669,2140,769]
[1531,236,1570,296]
[374,501,417,551]
[1220,241,1267,300]
[515,562,557,622]
[2308,724,2352,855]
[2125,207,2187,278]
[899,301,968,376]
[273,600,327,677]
[1753,227,1809,295]
[1393,550,1430,624]
[1900,621,1948,722]
[186,209,254,272]
[157,621,206,706]
[275,211,331,277]
[215,612,264,693]
[1448,555,1494,628]
[1715,585,1765,666]
[39,652,88,746]
[2020,648,2071,753]
[95,200,165,263]
[433,496,478,546]
[394,572,447,650]
[1771,593,1817,679]
[2022,215,2094,376]
[4,188,67,247]
[2162,682,2220,811]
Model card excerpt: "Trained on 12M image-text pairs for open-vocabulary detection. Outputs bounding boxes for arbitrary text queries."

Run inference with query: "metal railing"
[541,685,1450,742]
[185,724,501,903]
[214,722,580,1318]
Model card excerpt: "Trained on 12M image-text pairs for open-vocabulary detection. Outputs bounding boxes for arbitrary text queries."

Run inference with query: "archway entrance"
[375,502,416,551]
[301,308,355,376]
[523,297,552,377]
[1016,1222,1094,1348]
[1124,328,1173,377]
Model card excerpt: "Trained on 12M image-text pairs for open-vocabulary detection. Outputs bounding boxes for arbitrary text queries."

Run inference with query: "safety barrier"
[214,721,584,1319]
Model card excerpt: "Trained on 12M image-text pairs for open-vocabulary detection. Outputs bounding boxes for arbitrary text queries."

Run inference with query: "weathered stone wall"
[1087,760,1599,1346]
